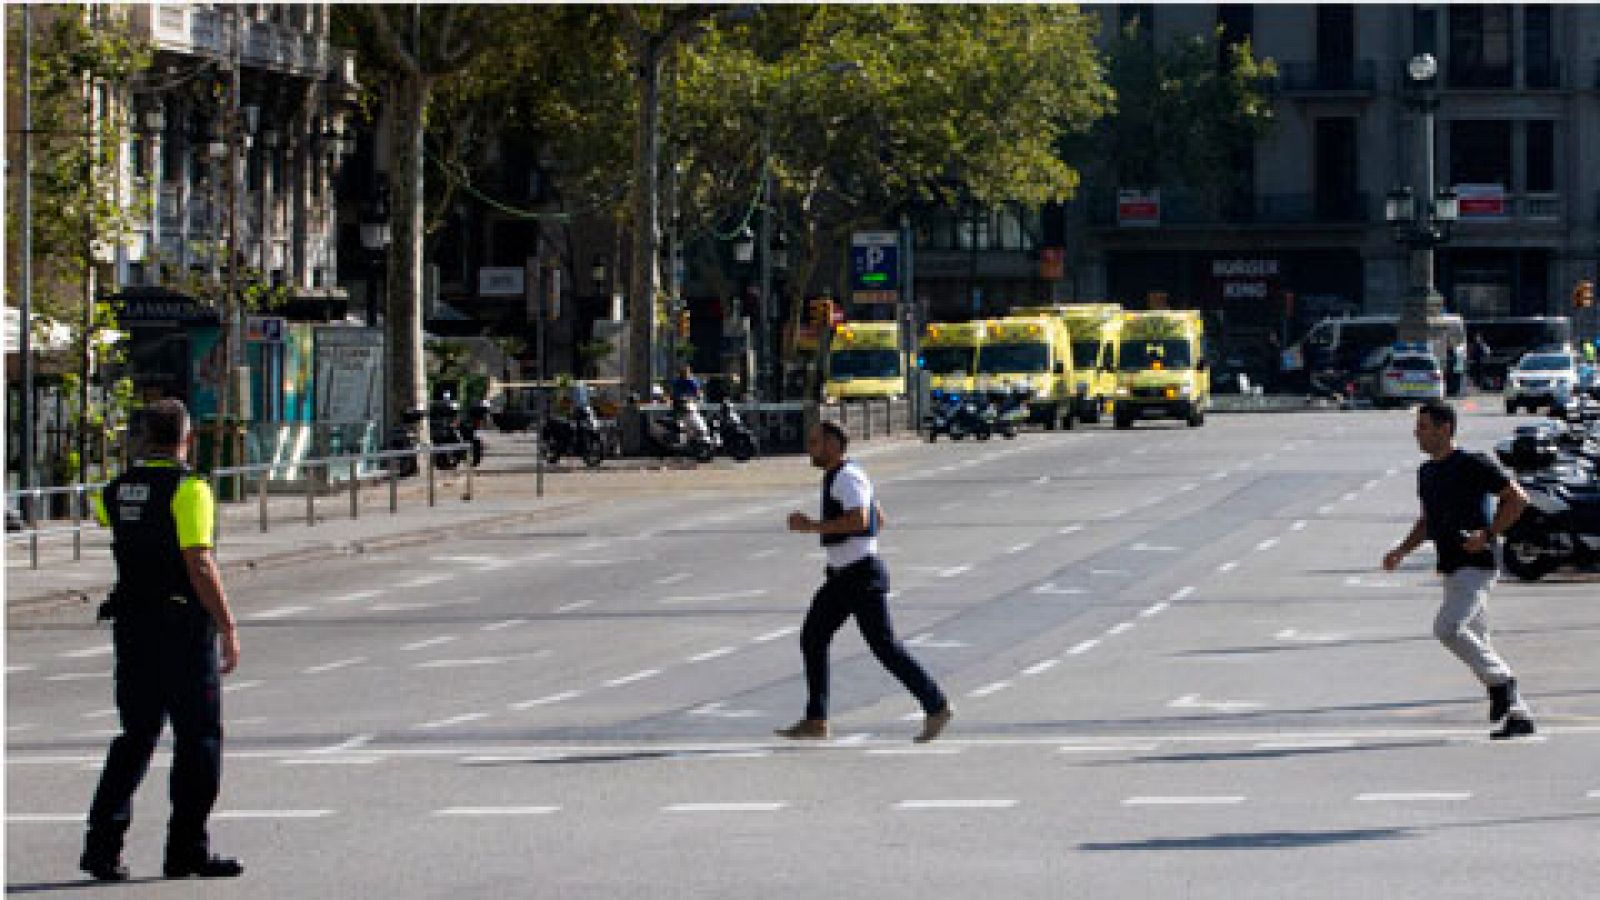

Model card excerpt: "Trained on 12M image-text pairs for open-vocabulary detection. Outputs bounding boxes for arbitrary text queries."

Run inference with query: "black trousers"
[801,556,946,720]
[85,601,223,861]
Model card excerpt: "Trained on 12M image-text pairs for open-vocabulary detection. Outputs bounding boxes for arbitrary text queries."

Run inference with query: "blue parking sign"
[851,231,899,292]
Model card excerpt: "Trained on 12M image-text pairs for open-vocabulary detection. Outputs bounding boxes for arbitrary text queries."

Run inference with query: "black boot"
[1487,678,1516,722]
[1490,715,1536,740]
[164,853,244,879]
[79,850,130,882]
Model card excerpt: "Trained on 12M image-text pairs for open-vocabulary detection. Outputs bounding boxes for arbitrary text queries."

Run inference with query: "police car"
[1372,342,1445,408]
[1504,350,1578,415]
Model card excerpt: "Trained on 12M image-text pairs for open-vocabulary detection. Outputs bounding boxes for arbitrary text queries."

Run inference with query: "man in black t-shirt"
[1383,401,1536,739]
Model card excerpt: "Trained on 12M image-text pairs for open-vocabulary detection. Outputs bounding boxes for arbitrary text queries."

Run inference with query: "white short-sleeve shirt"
[825,461,877,568]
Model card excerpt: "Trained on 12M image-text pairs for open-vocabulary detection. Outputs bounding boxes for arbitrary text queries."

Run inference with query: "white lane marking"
[7,724,37,733]
[1170,586,1196,602]
[510,691,581,710]
[1256,538,1280,552]
[567,557,649,567]
[1068,640,1100,655]
[329,589,383,603]
[1139,602,1169,618]
[396,574,451,589]
[45,671,109,682]
[1091,568,1130,577]
[1022,659,1060,676]
[1217,561,1239,573]
[247,605,312,621]
[1169,694,1262,712]
[748,548,779,560]
[1056,743,1161,755]
[1058,524,1084,535]
[1208,472,1229,481]
[416,712,489,730]
[7,814,89,823]
[1106,622,1135,636]
[938,565,972,578]
[968,681,1012,698]
[1363,480,1381,491]
[604,669,662,687]
[403,636,458,652]
[1275,629,1348,643]
[280,757,383,766]
[1177,483,1198,493]
[1124,796,1244,806]
[213,809,336,819]
[434,806,560,816]
[663,589,770,605]
[1104,509,1127,519]
[655,572,692,586]
[310,734,376,755]
[1254,739,1355,751]
[303,656,366,675]
[688,646,738,663]
[752,626,798,644]
[1586,790,1600,799]
[555,599,593,613]
[688,702,763,719]
[222,680,263,694]
[835,732,874,746]
[1341,492,1359,503]
[1034,476,1051,485]
[663,803,785,813]
[369,602,440,613]
[906,634,968,649]
[60,645,113,660]
[895,799,1017,810]
[1005,542,1034,555]
[1317,505,1335,515]
[869,746,962,756]
[481,619,527,632]
[1356,792,1472,802]
[1290,520,1308,531]
[83,708,118,720]
[1344,575,1406,589]
[1130,542,1180,553]
[415,657,514,669]
[1132,447,1150,456]
[1032,583,1086,596]
[8,664,37,673]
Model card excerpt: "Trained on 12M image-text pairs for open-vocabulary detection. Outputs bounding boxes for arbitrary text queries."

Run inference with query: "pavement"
[7,401,1598,897]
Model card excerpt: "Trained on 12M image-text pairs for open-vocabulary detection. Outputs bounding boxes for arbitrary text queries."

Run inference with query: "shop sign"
[1117,189,1160,227]
[478,266,525,296]
[1039,246,1065,280]
[1210,258,1281,302]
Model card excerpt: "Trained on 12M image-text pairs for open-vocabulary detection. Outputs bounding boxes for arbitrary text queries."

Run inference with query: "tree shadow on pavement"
[1079,811,1600,852]
[1085,739,1451,766]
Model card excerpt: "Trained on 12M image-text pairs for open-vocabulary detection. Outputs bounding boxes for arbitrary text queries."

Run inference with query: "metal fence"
[5,444,473,570]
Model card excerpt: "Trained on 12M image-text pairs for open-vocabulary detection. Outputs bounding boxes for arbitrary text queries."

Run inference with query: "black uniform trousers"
[85,599,223,861]
[801,556,947,720]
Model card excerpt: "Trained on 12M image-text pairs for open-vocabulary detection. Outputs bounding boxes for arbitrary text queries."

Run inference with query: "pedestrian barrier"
[4,443,474,570]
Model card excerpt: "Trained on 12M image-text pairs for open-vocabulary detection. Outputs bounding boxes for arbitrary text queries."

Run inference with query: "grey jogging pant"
[1435,565,1531,716]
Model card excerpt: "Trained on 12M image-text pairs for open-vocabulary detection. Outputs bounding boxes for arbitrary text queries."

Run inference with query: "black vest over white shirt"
[820,460,878,567]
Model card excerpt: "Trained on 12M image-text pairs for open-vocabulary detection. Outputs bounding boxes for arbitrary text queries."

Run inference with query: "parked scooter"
[383,406,427,477]
[462,400,490,467]
[644,398,715,462]
[710,400,759,462]
[428,398,469,470]
[990,385,1028,440]
[924,391,962,442]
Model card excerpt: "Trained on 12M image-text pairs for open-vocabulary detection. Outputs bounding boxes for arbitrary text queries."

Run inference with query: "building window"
[1314,118,1359,220]
[1524,5,1555,88]
[1413,8,1437,57]
[1448,5,1512,88]
[1316,5,1356,87]
[1525,121,1554,192]
[1449,120,1511,186]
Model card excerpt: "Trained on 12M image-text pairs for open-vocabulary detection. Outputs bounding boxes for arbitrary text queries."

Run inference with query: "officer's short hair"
[142,398,191,448]
[818,420,849,452]
[1418,400,1456,434]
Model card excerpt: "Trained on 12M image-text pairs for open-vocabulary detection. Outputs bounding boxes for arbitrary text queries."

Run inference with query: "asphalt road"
[7,406,1598,898]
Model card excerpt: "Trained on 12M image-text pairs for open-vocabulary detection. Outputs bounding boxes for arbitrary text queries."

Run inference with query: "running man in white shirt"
[777,421,953,742]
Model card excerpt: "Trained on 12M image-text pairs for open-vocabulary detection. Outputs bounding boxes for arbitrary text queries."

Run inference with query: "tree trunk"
[386,73,433,435]
[628,44,663,402]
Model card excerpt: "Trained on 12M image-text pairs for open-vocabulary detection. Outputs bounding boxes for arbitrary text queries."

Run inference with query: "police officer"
[777,421,953,742]
[81,399,244,881]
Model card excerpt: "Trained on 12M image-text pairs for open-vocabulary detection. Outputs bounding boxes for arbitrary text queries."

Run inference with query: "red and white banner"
[1455,183,1506,219]
[1117,189,1160,227]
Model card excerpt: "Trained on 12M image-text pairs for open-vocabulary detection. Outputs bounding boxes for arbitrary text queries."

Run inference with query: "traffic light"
[1574,279,1595,309]
[676,309,691,339]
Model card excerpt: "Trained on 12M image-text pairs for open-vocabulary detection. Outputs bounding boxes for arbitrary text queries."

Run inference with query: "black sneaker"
[1488,678,1516,722]
[1490,716,1537,740]
[164,854,244,879]
[79,852,130,882]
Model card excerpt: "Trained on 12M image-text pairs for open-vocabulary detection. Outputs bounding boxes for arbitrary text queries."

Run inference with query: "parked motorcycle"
[924,391,962,442]
[383,406,427,477]
[428,398,469,470]
[989,385,1028,440]
[644,398,715,462]
[711,400,759,462]
[1496,424,1600,581]
[462,400,490,467]
[542,405,606,468]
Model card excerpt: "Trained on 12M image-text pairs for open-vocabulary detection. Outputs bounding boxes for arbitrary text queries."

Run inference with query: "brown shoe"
[774,718,830,740]
[913,705,954,743]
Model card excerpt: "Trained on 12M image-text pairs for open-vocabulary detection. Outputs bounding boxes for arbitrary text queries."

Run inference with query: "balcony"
[1276,60,1376,95]
[1087,189,1370,228]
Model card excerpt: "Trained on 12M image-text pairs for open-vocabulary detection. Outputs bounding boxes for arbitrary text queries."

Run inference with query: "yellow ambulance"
[1016,303,1123,424]
[976,316,1077,429]
[1113,310,1210,428]
[823,322,906,402]
[919,321,985,394]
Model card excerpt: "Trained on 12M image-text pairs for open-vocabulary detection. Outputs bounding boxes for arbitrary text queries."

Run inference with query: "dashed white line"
[968,681,1012,698]
[688,646,738,663]
[752,626,798,644]
[1317,505,1336,515]
[434,806,560,816]
[8,664,37,673]
[303,657,366,675]
[1022,659,1060,676]
[1254,739,1355,751]
[45,672,108,682]
[396,574,451,589]
[222,680,263,694]
[1032,583,1087,596]
[895,799,1017,810]
[1256,538,1280,552]
[1106,622,1135,636]
[510,691,581,710]
[213,809,336,820]
[1170,586,1196,602]
[554,599,593,613]
[1124,796,1245,806]
[663,803,784,813]
[60,645,113,660]
[938,565,972,578]
[247,605,312,621]
[481,619,527,632]
[604,669,662,687]
[328,589,383,603]
[415,657,514,669]
[655,572,692,586]
[1217,561,1239,573]
[403,636,457,652]
[748,548,779,560]
[416,712,489,730]
[1068,640,1100,656]
[82,708,117,720]
[1058,524,1084,535]
[1355,792,1471,802]
[1139,602,1169,618]
[1290,520,1308,531]
[1005,542,1034,555]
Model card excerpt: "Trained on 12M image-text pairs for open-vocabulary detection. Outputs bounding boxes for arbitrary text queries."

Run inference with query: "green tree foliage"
[1080,21,1278,201]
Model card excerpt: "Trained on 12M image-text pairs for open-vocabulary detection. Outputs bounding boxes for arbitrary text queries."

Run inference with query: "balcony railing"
[1277,60,1376,93]
[1087,189,1370,227]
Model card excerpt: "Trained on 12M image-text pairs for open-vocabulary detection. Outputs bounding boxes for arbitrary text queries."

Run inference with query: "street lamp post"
[359,176,393,327]
[1387,53,1459,345]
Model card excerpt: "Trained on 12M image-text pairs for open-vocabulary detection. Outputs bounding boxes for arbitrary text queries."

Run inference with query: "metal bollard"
[864,401,873,441]
[72,488,82,561]
[389,460,399,513]
[350,458,361,519]
[535,434,544,498]
[29,522,39,570]
[305,461,316,526]
[259,465,270,532]
[463,454,473,503]
[426,449,436,508]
